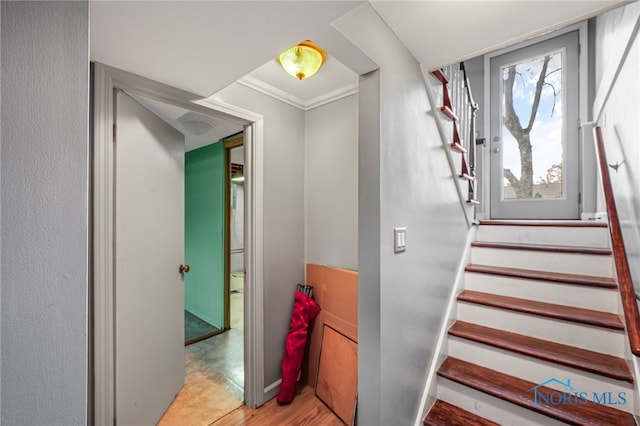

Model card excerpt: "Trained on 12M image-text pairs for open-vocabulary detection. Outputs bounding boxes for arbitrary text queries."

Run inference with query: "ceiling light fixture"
[277,40,327,80]
[178,112,215,136]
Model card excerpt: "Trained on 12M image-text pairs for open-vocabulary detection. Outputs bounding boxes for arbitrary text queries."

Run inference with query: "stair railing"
[431,63,479,205]
[594,126,640,356]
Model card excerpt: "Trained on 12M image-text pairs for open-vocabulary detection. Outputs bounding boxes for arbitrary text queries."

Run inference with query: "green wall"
[185,141,225,328]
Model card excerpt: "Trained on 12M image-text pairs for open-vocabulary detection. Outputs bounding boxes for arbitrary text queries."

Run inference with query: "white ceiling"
[90,0,627,109]
[90,1,372,99]
[128,93,244,151]
[370,1,625,70]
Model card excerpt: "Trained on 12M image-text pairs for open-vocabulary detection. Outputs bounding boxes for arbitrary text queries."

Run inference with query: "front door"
[489,31,580,219]
[114,91,186,425]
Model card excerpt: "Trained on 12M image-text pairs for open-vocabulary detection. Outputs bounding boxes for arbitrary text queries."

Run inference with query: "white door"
[489,31,580,219]
[115,91,185,425]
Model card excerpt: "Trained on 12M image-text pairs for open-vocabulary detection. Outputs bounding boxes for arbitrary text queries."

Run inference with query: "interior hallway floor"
[160,286,245,425]
[160,289,341,425]
[159,328,244,425]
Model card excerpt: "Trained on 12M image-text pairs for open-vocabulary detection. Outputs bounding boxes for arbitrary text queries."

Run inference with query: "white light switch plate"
[394,227,406,253]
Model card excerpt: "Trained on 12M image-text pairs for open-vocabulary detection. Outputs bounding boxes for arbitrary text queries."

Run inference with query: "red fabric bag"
[276,289,321,405]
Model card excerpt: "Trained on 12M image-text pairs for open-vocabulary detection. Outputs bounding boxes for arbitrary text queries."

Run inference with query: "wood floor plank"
[449,321,634,383]
[213,386,342,426]
[458,290,625,330]
[438,357,636,426]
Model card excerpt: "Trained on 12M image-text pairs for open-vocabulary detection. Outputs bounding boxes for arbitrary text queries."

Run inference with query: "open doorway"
[92,63,266,425]
[225,134,245,334]
[122,92,248,422]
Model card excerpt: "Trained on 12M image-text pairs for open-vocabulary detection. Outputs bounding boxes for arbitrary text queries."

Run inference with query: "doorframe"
[224,133,244,330]
[92,63,265,425]
[479,21,592,220]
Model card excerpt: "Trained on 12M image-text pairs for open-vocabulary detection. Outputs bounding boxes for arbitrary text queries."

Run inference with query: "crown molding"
[237,75,358,111]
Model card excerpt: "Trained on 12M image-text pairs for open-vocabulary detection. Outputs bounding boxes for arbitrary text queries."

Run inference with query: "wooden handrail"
[594,126,640,356]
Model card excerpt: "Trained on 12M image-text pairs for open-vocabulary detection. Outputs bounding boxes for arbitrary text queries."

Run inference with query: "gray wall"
[1,2,89,424]
[214,83,306,389]
[594,3,640,293]
[305,94,359,271]
[335,5,470,424]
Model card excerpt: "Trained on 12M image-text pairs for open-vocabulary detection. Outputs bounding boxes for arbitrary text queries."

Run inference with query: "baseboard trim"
[264,379,282,402]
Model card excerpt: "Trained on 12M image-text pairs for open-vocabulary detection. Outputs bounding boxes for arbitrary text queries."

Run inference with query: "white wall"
[213,83,306,390]
[305,94,359,271]
[1,2,89,424]
[230,183,245,273]
[335,5,470,424]
[594,3,640,292]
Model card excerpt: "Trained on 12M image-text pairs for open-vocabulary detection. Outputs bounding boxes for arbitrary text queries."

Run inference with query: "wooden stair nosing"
[460,173,475,181]
[432,69,449,85]
[478,220,608,228]
[457,290,625,331]
[440,105,458,121]
[438,357,636,426]
[465,264,618,289]
[449,321,634,383]
[450,142,466,153]
[471,241,612,256]
[424,399,500,426]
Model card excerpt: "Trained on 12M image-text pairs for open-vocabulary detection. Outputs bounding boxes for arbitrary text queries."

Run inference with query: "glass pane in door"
[500,50,564,200]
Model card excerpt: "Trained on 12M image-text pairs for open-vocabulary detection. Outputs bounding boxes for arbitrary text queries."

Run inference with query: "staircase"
[430,66,479,205]
[424,221,638,425]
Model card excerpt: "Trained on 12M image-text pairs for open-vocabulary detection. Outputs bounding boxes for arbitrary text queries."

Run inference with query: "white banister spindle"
[440,62,479,202]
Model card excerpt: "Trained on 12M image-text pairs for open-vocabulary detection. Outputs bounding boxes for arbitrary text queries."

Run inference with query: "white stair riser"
[457,302,625,356]
[448,337,635,414]
[464,272,620,313]
[476,225,610,249]
[438,377,568,426]
[471,247,614,277]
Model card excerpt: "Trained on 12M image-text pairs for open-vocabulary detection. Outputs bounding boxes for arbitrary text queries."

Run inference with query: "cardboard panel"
[316,325,358,426]
[303,264,358,388]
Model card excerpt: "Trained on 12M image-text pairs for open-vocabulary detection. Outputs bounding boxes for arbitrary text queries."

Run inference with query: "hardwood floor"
[158,330,244,426]
[213,386,344,425]
[159,325,341,425]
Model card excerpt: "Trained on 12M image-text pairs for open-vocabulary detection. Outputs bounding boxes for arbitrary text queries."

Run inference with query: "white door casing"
[114,91,186,425]
[92,63,265,425]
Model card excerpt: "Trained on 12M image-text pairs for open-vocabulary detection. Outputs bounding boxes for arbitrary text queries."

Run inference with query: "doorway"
[92,63,266,425]
[488,31,580,219]
[225,134,245,334]
[184,132,235,346]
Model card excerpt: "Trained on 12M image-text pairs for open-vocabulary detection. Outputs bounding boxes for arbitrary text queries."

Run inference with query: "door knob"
[179,264,190,274]
[493,147,500,153]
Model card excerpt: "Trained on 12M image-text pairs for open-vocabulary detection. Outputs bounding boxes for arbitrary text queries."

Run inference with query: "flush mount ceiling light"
[178,112,215,136]
[277,40,327,80]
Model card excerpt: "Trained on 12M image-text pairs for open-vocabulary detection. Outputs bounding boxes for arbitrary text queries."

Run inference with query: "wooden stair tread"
[471,241,612,256]
[449,321,634,383]
[478,220,608,228]
[450,142,466,153]
[460,173,475,181]
[440,105,458,121]
[424,399,499,426]
[457,290,624,330]
[438,357,636,426]
[465,264,617,289]
[431,69,449,85]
